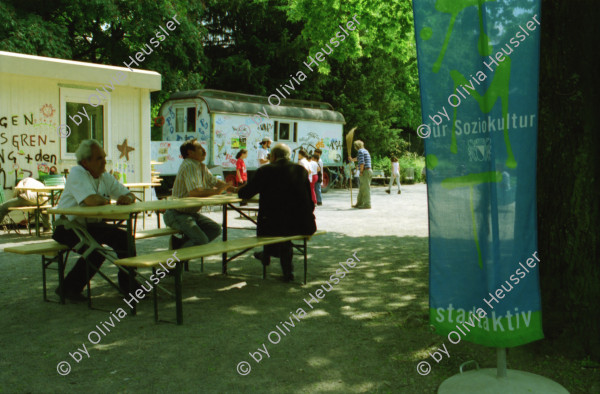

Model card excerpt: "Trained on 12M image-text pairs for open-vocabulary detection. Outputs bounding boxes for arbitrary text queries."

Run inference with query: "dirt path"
[0,184,594,393]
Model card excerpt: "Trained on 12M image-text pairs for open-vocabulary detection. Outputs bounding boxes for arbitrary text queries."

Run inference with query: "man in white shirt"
[52,139,137,301]
[257,137,272,166]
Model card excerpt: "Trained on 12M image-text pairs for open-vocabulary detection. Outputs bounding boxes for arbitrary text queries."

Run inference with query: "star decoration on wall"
[117,139,135,161]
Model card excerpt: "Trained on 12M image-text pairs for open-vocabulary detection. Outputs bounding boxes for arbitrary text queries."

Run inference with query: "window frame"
[59,87,111,160]
[174,104,198,133]
[277,122,292,141]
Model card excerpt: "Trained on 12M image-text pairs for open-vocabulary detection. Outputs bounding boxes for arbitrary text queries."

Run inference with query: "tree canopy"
[0,0,421,159]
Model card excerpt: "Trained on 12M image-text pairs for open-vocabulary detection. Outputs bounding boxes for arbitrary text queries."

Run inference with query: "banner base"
[438,368,568,394]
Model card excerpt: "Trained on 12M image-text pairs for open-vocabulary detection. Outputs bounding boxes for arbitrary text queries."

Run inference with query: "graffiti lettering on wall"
[0,105,59,189]
[296,132,343,164]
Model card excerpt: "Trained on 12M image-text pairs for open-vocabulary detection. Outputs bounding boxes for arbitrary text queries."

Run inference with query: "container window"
[66,102,104,154]
[186,107,196,132]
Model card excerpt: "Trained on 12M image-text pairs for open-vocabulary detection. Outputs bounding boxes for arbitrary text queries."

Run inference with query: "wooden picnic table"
[48,194,253,267]
[123,182,163,228]
[13,185,65,236]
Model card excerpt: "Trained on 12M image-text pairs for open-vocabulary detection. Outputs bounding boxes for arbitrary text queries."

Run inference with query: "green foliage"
[398,153,425,183]
[372,153,425,183]
[0,0,423,182]
[372,156,391,175]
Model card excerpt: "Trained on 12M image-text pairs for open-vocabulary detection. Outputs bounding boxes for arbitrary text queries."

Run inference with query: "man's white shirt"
[57,166,130,224]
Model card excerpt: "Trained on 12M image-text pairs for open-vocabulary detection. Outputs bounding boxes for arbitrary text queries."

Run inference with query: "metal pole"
[497,347,507,378]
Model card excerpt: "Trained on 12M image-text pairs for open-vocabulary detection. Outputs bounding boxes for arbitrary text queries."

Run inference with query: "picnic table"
[123,182,163,228]
[48,194,251,265]
[13,184,65,236]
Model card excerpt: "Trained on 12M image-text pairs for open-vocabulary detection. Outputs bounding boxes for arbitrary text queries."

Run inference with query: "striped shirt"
[357,148,371,169]
[172,158,217,213]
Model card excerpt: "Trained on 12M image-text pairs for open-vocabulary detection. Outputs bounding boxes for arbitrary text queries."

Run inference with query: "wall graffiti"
[0,106,59,189]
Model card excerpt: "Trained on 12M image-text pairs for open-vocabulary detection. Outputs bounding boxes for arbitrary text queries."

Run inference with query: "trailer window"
[65,102,104,154]
[176,108,184,132]
[186,107,196,132]
[278,123,290,141]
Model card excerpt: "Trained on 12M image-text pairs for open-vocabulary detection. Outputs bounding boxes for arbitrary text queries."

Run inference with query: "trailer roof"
[169,89,345,123]
[0,51,161,91]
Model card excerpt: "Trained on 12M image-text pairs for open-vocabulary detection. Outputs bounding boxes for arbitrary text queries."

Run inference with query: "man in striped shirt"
[164,139,235,251]
[349,140,372,209]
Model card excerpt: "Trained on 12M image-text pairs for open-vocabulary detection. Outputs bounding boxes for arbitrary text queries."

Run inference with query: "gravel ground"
[0,183,594,393]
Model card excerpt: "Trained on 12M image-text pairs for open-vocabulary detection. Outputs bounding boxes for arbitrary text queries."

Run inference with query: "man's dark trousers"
[53,222,136,294]
[264,242,293,277]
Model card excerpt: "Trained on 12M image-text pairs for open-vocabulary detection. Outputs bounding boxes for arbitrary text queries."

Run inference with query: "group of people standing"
[235,137,324,207]
[298,149,323,206]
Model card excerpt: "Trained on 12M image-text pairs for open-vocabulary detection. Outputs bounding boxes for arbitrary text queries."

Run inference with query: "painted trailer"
[152,89,345,190]
[0,50,161,200]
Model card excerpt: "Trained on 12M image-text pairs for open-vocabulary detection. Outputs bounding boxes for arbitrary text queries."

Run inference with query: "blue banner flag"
[412,0,543,347]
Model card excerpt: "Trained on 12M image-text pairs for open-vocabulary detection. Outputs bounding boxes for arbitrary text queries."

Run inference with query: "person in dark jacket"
[238,143,316,282]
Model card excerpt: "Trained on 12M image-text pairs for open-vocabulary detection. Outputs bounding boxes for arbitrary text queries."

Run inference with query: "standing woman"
[298,150,316,204]
[309,154,319,205]
[236,149,248,186]
[313,151,323,206]
[386,156,402,194]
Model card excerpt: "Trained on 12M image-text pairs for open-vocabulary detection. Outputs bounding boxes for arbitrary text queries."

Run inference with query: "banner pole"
[496,348,507,378]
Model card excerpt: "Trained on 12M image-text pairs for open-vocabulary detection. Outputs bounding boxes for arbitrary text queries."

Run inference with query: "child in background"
[236,149,248,186]
[386,156,402,195]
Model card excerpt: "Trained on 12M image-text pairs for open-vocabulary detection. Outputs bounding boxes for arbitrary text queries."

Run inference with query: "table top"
[48,194,244,218]
[124,182,161,188]
[14,185,65,192]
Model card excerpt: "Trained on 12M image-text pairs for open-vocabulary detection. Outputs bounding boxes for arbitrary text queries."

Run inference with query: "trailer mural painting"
[153,90,345,188]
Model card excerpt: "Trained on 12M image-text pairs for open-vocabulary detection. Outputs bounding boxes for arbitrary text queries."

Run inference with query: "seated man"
[238,143,316,282]
[164,139,234,252]
[52,139,138,301]
[0,177,51,231]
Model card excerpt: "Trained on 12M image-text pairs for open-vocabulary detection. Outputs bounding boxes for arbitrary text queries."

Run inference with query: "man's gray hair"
[354,140,365,150]
[271,143,291,160]
[76,139,102,165]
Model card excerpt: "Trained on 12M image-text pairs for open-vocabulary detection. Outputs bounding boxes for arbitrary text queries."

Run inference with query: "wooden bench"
[3,227,183,305]
[8,205,52,234]
[4,240,70,303]
[371,169,390,185]
[114,231,326,324]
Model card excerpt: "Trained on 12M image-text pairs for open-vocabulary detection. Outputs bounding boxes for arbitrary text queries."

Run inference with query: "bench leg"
[42,257,47,302]
[201,257,204,273]
[85,258,92,309]
[128,267,136,316]
[57,253,65,304]
[222,204,228,275]
[152,268,159,323]
[174,261,183,325]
